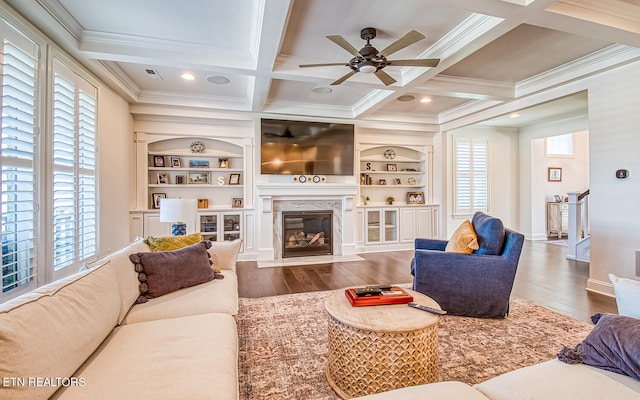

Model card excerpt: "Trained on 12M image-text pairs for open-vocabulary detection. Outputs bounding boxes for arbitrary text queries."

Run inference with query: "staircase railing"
[567,190,590,261]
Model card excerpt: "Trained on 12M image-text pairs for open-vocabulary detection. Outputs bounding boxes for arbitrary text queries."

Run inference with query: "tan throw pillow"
[144,232,202,252]
[129,241,216,303]
[445,220,479,254]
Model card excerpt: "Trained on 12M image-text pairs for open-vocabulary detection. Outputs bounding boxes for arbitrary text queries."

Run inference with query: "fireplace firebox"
[282,211,332,258]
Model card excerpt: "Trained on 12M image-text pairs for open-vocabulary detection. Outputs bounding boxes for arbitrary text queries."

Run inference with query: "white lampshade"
[159,198,197,223]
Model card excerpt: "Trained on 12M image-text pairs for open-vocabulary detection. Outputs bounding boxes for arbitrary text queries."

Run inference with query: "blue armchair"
[411,212,525,318]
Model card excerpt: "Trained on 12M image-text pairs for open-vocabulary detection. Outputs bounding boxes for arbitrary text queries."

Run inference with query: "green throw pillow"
[144,232,202,252]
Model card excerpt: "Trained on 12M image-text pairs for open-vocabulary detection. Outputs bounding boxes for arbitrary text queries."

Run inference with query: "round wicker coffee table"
[324,288,441,399]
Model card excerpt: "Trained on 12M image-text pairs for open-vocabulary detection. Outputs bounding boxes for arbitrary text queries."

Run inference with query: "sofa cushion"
[130,241,215,304]
[144,232,202,252]
[558,313,640,380]
[445,220,479,254]
[471,212,505,255]
[209,238,243,271]
[84,238,151,324]
[52,313,238,400]
[121,270,239,324]
[0,264,121,400]
[609,274,640,318]
[475,359,640,400]
[353,381,490,400]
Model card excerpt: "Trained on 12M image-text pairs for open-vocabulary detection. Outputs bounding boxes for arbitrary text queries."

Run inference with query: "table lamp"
[159,198,197,236]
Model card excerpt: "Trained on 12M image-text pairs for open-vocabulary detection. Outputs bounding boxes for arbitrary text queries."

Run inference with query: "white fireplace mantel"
[256,183,358,198]
[256,183,358,262]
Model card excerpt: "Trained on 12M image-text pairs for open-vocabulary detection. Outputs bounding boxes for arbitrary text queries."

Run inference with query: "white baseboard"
[586,278,615,297]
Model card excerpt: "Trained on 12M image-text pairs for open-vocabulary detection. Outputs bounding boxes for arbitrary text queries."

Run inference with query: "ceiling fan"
[299,27,440,86]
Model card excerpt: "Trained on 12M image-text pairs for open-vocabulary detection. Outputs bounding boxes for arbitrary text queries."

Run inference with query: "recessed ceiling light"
[396,95,415,102]
[181,72,196,81]
[510,112,520,118]
[207,75,230,85]
[420,97,432,103]
[311,86,332,94]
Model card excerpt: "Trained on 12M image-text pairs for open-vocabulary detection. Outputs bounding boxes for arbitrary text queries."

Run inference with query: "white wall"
[586,62,640,294]
[445,126,519,237]
[97,87,134,256]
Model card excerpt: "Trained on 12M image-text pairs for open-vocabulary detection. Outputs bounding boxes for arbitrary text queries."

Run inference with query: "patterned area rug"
[237,290,593,400]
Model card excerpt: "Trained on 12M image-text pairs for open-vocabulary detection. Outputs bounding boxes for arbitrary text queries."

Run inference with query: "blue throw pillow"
[471,212,505,255]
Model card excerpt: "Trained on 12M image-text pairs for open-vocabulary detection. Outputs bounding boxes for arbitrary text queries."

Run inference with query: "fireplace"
[282,211,332,258]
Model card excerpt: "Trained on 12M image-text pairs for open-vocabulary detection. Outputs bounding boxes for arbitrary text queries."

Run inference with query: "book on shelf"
[345,286,413,307]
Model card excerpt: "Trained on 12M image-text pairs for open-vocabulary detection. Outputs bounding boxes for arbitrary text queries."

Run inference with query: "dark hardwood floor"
[236,240,617,323]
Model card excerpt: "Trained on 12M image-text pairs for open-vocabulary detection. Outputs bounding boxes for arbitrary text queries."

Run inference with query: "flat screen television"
[260,118,354,176]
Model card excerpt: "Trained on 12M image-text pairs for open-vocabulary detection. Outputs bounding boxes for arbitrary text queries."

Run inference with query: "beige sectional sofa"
[0,238,241,400]
[356,359,640,399]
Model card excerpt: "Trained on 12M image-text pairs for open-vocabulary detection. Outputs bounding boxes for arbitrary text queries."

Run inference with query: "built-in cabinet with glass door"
[365,208,399,244]
[199,212,242,242]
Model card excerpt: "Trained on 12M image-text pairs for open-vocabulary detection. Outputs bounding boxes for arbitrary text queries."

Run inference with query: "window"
[52,59,97,271]
[454,137,488,215]
[546,133,573,156]
[1,23,39,296]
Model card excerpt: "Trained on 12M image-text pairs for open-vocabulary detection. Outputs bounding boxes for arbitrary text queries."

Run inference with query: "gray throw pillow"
[129,240,215,303]
[558,313,640,380]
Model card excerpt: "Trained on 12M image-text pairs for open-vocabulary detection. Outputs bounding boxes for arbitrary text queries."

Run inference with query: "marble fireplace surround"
[256,184,358,264]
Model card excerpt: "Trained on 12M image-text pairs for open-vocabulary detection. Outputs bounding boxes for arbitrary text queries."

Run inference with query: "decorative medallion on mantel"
[190,140,206,153]
[384,149,396,159]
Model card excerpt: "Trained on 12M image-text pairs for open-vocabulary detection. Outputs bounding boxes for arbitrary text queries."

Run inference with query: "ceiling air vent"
[145,68,162,80]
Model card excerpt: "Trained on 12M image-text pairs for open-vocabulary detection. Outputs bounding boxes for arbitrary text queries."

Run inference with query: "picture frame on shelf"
[554,195,563,202]
[386,163,397,171]
[407,191,425,205]
[170,156,181,167]
[156,172,169,184]
[378,179,386,185]
[175,175,185,185]
[232,198,243,208]
[151,193,166,209]
[218,158,229,168]
[189,160,209,168]
[407,177,417,185]
[188,172,210,185]
[229,173,241,185]
[395,178,401,185]
[153,155,164,167]
[548,167,562,182]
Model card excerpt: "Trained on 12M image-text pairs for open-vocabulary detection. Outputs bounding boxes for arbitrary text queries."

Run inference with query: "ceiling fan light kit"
[299,27,440,86]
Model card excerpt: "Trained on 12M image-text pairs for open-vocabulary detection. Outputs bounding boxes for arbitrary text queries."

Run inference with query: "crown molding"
[79,30,257,70]
[136,90,251,112]
[417,75,514,100]
[262,100,354,119]
[516,44,640,96]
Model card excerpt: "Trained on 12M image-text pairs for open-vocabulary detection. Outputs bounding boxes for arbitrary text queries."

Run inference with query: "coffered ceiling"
[7,0,640,130]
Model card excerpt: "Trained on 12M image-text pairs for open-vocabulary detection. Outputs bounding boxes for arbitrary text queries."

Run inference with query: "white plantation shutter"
[454,137,488,215]
[52,59,96,271]
[1,25,39,296]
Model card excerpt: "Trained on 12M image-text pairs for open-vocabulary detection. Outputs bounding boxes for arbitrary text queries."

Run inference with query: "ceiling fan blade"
[386,58,440,67]
[299,63,349,68]
[331,70,357,85]
[326,35,362,57]
[378,30,425,57]
[374,69,397,86]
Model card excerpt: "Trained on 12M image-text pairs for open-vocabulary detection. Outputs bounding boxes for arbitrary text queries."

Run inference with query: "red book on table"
[345,286,413,307]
